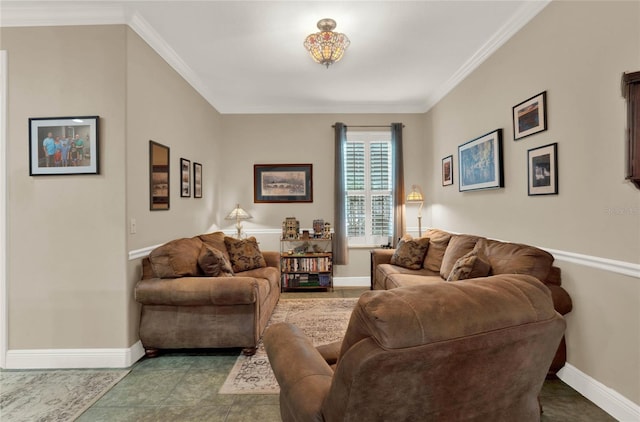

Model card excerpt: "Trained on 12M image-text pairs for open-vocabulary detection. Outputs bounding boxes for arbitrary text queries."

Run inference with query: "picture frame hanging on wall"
[458,129,504,192]
[527,142,558,196]
[193,162,202,198]
[149,140,170,210]
[513,91,547,140]
[254,163,313,203]
[29,115,99,175]
[180,158,191,197]
[442,155,453,186]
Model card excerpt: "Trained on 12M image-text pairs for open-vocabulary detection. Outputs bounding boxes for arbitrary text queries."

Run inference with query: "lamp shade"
[225,204,252,221]
[406,185,424,203]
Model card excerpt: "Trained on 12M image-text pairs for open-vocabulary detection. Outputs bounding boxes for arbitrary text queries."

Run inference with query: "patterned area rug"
[0,369,129,421]
[219,297,358,395]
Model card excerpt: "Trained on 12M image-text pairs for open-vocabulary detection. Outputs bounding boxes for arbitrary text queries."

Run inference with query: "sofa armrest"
[371,248,395,267]
[135,276,259,306]
[264,322,333,421]
[262,251,280,269]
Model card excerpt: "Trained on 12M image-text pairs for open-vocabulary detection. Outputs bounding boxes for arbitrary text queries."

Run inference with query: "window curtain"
[333,122,348,265]
[391,122,405,247]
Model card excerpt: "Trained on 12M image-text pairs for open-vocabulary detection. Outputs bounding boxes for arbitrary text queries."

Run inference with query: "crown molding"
[421,0,551,112]
[0,3,127,27]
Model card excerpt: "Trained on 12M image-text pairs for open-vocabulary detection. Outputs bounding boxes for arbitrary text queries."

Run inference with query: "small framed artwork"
[513,91,547,140]
[149,140,170,210]
[442,155,453,186]
[528,143,558,196]
[180,158,191,197]
[29,115,99,175]
[193,162,202,198]
[458,129,504,192]
[254,163,313,203]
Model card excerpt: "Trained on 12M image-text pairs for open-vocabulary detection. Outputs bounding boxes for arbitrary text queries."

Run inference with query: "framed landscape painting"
[528,143,558,196]
[254,163,313,203]
[513,91,547,140]
[149,141,170,210]
[180,158,191,197]
[458,129,504,192]
[442,155,453,186]
[29,115,99,175]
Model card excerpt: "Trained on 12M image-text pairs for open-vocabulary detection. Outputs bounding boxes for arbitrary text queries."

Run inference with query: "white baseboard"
[5,340,145,369]
[558,363,640,421]
[333,276,370,288]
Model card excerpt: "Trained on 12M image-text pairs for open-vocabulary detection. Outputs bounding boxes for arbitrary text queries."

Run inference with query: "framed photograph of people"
[513,91,547,140]
[254,163,313,203]
[458,129,504,192]
[180,158,191,197]
[528,143,558,196]
[193,162,202,198]
[29,116,99,175]
[442,155,453,186]
[149,140,170,210]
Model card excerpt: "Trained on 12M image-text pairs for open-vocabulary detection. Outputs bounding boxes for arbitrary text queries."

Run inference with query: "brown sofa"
[265,275,566,421]
[134,232,280,356]
[371,228,573,374]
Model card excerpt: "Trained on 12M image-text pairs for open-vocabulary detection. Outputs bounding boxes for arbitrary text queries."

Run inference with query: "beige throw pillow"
[390,235,430,270]
[198,244,234,277]
[224,236,267,273]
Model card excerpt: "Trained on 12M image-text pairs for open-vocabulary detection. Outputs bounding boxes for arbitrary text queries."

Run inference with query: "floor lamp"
[225,204,252,238]
[406,185,424,237]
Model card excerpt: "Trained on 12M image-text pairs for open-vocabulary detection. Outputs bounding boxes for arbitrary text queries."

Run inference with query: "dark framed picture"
[528,143,558,196]
[513,91,547,140]
[149,141,170,210]
[254,163,313,203]
[193,162,202,198]
[29,115,99,175]
[458,129,504,192]
[442,155,453,186]
[180,158,191,197]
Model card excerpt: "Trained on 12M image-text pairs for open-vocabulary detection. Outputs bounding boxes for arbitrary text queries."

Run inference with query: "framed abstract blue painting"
[458,129,504,192]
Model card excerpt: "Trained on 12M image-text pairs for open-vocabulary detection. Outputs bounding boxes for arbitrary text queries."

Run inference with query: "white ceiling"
[1,1,549,114]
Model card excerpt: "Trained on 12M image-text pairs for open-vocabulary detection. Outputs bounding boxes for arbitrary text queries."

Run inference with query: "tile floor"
[78,288,615,422]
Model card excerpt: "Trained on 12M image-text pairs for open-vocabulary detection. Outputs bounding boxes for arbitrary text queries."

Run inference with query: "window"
[344,131,393,246]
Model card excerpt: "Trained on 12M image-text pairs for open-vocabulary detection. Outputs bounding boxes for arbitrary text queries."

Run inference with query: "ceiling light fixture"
[303,18,350,68]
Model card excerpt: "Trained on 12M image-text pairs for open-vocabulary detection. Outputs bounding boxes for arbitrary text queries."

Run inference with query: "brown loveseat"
[265,275,566,421]
[134,232,280,357]
[370,228,573,374]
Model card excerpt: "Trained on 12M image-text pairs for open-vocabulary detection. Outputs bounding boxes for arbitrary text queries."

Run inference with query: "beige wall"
[423,1,640,403]
[2,25,222,350]
[2,25,129,348]
[219,114,425,277]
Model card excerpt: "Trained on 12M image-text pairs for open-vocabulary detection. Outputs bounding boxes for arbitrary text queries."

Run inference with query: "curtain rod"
[331,124,405,128]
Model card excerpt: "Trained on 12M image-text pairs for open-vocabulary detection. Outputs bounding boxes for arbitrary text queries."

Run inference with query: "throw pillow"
[440,235,481,279]
[390,235,430,270]
[148,237,203,278]
[224,236,267,273]
[197,231,230,261]
[446,249,491,281]
[198,244,234,277]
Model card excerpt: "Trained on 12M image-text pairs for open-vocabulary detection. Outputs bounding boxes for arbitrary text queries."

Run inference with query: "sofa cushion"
[481,238,554,281]
[148,237,203,278]
[446,249,491,281]
[375,263,440,289]
[440,235,481,278]
[224,236,267,272]
[198,231,230,261]
[198,244,234,277]
[390,235,430,270]
[422,229,452,272]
